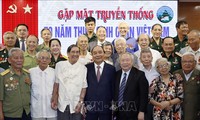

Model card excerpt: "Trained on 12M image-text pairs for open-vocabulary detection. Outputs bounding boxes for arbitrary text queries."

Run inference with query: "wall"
[178,2,200,30]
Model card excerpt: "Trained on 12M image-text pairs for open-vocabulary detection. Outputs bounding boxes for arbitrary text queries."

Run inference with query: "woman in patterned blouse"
[150,58,183,120]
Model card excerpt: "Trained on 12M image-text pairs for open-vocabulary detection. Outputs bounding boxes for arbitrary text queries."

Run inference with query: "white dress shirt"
[94,62,105,76]
[140,65,160,85]
[183,70,194,81]
[30,66,57,118]
[55,61,88,113]
[119,70,131,86]
[18,38,27,50]
[78,51,92,65]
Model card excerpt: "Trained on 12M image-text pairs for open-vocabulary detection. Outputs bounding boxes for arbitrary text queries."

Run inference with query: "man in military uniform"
[174,52,200,120]
[173,20,189,52]
[84,17,97,43]
[0,48,31,120]
[161,36,182,73]
[0,31,17,70]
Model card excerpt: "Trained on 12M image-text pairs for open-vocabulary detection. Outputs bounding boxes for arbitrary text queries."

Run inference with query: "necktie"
[21,39,25,51]
[118,73,127,107]
[97,66,101,82]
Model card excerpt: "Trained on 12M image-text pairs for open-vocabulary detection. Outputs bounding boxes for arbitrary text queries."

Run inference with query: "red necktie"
[97,66,101,82]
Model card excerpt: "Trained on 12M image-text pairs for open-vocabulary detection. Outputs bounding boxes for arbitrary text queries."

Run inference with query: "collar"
[187,46,200,53]
[183,70,194,76]
[97,40,106,45]
[24,51,36,57]
[9,67,25,76]
[122,69,131,76]
[94,61,105,69]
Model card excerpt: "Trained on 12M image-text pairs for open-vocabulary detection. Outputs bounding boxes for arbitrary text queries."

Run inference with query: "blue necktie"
[118,73,127,107]
[21,39,25,51]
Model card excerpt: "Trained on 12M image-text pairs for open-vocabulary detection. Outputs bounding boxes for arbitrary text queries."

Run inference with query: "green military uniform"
[84,33,97,43]
[23,51,37,70]
[149,37,163,52]
[174,69,200,120]
[173,35,188,52]
[0,67,31,118]
[162,52,182,73]
[36,43,50,52]
[49,54,67,69]
[0,48,10,70]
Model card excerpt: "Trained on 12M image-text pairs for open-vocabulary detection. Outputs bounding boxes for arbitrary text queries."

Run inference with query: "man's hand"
[138,112,144,120]
[51,97,58,110]
[75,102,83,113]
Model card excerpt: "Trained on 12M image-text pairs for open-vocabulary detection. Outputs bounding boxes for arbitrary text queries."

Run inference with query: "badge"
[10,77,13,81]
[24,77,31,85]
[197,81,200,84]
[5,84,8,87]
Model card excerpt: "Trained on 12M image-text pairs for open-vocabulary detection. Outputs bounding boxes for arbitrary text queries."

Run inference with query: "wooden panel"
[178,2,200,30]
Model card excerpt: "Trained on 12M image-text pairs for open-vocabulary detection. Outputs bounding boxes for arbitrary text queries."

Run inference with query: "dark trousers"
[4,110,31,120]
[85,112,112,120]
[57,105,82,120]
[144,103,153,120]
[114,106,137,120]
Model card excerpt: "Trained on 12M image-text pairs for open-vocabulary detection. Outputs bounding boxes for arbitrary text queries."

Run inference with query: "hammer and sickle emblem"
[6,4,17,13]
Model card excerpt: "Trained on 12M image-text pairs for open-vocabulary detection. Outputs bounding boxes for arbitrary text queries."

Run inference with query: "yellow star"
[23,4,32,14]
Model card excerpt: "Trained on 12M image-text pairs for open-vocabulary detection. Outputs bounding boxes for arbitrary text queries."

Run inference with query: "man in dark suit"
[174,52,200,120]
[113,52,149,120]
[88,26,111,52]
[14,24,29,51]
[85,45,116,120]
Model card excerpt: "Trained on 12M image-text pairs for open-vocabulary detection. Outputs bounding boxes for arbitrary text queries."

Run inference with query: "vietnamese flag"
[2,0,38,44]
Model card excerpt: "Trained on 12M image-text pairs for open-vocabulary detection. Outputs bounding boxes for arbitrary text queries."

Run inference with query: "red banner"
[2,0,38,44]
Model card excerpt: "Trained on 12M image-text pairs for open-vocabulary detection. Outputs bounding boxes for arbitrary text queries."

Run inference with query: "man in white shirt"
[179,30,200,70]
[139,48,159,120]
[140,48,159,85]
[77,35,92,65]
[30,50,57,120]
[51,44,87,120]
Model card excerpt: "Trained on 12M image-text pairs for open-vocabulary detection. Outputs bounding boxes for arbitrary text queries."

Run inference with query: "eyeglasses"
[39,56,50,60]
[182,60,195,64]
[157,64,169,69]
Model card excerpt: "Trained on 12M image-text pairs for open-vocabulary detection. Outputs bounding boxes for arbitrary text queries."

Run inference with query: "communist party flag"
[2,0,38,44]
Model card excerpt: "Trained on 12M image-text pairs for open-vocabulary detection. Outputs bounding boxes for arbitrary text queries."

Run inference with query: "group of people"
[0,16,199,120]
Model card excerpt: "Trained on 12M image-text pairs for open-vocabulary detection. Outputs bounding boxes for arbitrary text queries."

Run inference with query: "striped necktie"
[118,72,127,107]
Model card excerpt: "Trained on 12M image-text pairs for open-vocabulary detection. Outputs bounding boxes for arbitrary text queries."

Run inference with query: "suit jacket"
[174,69,200,120]
[14,38,20,48]
[88,40,111,52]
[114,67,149,119]
[85,62,116,113]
